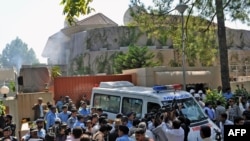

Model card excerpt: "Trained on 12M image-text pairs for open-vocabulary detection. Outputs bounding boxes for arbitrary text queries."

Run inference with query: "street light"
[175,3,188,91]
[1,85,10,98]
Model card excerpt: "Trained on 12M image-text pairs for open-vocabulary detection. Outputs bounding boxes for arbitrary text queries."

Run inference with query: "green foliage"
[0,101,6,115]
[51,66,62,79]
[8,81,15,92]
[71,53,95,75]
[118,27,142,46]
[60,0,94,25]
[234,84,250,99]
[129,1,219,67]
[114,45,160,73]
[0,37,39,69]
[129,0,250,90]
[205,89,226,107]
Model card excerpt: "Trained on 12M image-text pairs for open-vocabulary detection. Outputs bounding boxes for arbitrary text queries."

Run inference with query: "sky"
[0,0,250,64]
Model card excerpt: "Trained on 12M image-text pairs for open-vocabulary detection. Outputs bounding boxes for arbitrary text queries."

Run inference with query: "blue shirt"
[56,100,64,112]
[116,135,133,141]
[126,120,133,128]
[78,108,90,116]
[67,116,77,129]
[58,111,71,123]
[223,92,233,100]
[46,112,58,130]
[73,120,85,129]
[204,107,215,120]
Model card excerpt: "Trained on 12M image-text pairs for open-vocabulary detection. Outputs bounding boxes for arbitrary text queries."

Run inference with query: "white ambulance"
[90,81,220,141]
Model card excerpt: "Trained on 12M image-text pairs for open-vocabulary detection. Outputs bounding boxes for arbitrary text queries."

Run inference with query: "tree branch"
[202,0,232,32]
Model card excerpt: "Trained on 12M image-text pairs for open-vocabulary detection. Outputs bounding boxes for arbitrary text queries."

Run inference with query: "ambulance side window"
[93,93,120,113]
[122,97,143,118]
[147,102,161,113]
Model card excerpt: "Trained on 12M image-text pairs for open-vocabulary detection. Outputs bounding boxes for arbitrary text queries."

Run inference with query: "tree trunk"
[215,0,230,92]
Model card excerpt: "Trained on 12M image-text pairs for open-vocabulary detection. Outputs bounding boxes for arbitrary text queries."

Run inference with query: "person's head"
[198,90,203,94]
[72,127,83,139]
[220,113,228,122]
[50,106,57,113]
[172,119,181,129]
[226,87,231,93]
[86,120,92,127]
[38,97,43,104]
[121,116,128,125]
[228,98,235,106]
[96,108,103,115]
[127,112,135,121]
[71,109,78,117]
[80,134,91,141]
[62,105,68,112]
[4,114,12,123]
[81,101,87,108]
[138,122,147,131]
[205,102,212,108]
[132,118,141,127]
[2,126,11,138]
[36,118,45,129]
[200,125,211,139]
[189,89,195,94]
[118,125,129,137]
[234,116,245,125]
[91,113,99,123]
[99,124,112,135]
[135,128,146,141]
[30,128,38,138]
[77,114,84,121]
[91,107,97,114]
[99,117,108,125]
[114,118,122,129]
[116,113,123,119]
[194,93,200,100]
[216,101,222,106]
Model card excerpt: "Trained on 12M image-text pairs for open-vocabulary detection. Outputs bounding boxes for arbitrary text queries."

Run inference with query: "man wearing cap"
[32,97,48,120]
[198,90,206,101]
[0,126,17,141]
[21,119,46,141]
[3,115,16,136]
[189,89,195,96]
[194,93,205,108]
[46,106,59,130]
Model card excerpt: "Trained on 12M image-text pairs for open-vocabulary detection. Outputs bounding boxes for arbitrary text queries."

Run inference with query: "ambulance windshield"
[162,97,207,123]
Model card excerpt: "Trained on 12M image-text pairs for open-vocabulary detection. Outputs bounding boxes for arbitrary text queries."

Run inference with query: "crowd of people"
[0,85,250,141]
[189,86,250,140]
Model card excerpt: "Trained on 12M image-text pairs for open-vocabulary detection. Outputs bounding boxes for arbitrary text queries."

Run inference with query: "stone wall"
[45,25,250,77]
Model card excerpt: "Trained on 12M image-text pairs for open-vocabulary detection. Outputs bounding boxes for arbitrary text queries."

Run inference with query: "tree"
[129,0,250,92]
[0,37,39,70]
[114,45,160,73]
[60,0,94,25]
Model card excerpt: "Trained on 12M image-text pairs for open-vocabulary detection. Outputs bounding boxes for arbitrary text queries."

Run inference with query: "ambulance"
[90,81,220,141]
